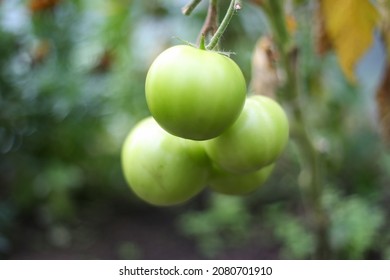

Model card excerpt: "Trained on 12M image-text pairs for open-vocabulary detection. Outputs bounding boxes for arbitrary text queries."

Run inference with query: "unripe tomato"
[209,164,274,195]
[121,117,210,206]
[145,45,247,140]
[204,95,289,173]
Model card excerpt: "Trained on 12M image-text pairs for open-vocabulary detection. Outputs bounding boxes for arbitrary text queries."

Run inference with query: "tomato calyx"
[199,34,207,50]
[174,34,235,57]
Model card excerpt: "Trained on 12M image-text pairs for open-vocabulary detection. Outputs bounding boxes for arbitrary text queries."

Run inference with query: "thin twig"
[182,0,202,16]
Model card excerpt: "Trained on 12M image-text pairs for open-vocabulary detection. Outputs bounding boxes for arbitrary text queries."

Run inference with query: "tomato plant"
[121,117,210,206]
[209,164,274,195]
[204,95,289,173]
[145,45,246,140]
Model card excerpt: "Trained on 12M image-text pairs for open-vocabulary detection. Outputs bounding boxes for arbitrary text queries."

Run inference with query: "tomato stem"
[206,0,240,50]
[263,0,331,259]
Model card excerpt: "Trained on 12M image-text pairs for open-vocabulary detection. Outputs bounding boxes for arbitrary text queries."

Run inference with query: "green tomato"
[145,45,246,140]
[209,164,274,195]
[121,117,210,206]
[204,95,289,173]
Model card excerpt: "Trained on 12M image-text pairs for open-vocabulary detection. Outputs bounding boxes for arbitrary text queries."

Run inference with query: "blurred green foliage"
[117,241,142,260]
[179,195,251,258]
[325,190,385,259]
[266,204,316,259]
[0,0,389,259]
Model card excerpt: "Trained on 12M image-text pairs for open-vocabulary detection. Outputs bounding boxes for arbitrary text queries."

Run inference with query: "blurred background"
[0,0,389,260]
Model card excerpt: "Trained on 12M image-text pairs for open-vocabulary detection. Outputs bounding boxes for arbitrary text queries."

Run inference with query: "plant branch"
[263,0,331,259]
[206,0,240,50]
[182,0,202,16]
[198,0,219,45]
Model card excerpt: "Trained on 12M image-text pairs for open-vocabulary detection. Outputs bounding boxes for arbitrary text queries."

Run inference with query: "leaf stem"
[206,0,240,50]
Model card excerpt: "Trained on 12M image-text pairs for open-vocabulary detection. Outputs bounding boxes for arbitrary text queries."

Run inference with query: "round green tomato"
[121,117,210,206]
[209,164,274,195]
[145,45,246,140]
[204,95,289,173]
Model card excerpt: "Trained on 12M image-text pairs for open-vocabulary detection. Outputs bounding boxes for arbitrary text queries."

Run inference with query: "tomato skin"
[209,164,274,195]
[121,117,210,206]
[145,45,247,140]
[204,95,289,173]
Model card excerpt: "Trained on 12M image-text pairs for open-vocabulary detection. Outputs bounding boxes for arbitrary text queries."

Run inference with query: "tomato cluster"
[121,45,289,206]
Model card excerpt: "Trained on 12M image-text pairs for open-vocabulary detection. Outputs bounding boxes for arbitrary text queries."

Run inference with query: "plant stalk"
[263,0,331,259]
[206,0,239,50]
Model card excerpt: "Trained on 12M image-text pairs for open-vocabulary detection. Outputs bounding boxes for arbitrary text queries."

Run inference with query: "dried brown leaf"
[315,4,332,55]
[319,0,379,82]
[29,0,61,12]
[376,64,390,145]
[31,39,51,66]
[250,0,264,6]
[286,14,297,35]
[250,36,280,98]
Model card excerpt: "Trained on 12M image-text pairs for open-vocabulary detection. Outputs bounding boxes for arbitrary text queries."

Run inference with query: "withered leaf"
[376,64,390,145]
[319,0,379,82]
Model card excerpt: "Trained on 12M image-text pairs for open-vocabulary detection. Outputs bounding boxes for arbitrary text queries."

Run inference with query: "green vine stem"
[206,0,240,50]
[263,0,331,259]
[193,0,240,51]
